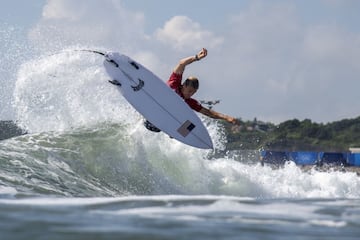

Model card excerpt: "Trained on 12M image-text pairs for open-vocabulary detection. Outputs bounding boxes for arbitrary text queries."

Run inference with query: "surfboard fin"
[108,79,121,86]
[144,120,161,132]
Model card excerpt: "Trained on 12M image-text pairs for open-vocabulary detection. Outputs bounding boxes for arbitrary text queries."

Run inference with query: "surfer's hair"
[184,77,199,89]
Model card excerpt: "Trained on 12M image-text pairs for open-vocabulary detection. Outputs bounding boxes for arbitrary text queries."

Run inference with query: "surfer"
[145,48,239,132]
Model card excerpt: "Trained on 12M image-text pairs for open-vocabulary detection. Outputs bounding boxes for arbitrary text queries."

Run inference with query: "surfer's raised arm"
[166,48,239,125]
[173,48,207,75]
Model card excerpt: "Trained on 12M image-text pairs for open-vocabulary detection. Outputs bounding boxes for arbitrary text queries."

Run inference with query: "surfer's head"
[182,77,199,99]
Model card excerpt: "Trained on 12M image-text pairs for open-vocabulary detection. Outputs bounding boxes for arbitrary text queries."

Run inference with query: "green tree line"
[224,116,360,151]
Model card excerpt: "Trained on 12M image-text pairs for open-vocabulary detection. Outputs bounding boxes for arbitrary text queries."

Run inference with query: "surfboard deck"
[101,51,213,149]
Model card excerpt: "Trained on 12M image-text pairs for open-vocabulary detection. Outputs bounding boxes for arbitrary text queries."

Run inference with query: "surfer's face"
[182,85,197,99]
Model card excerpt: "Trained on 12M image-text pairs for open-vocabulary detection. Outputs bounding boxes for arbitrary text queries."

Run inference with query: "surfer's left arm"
[199,108,239,124]
[173,48,207,75]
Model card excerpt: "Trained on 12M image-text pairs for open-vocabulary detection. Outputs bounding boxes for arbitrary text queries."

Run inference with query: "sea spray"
[13,49,135,133]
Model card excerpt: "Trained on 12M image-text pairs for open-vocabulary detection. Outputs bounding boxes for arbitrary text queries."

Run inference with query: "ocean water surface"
[1,50,360,239]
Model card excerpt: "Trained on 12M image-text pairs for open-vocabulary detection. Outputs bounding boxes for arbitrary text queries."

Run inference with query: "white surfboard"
[102,51,213,149]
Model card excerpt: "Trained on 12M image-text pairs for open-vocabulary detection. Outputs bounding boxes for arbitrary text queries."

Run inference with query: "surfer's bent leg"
[144,120,161,132]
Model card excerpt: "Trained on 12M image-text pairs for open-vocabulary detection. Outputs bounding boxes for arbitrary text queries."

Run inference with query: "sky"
[1,0,360,123]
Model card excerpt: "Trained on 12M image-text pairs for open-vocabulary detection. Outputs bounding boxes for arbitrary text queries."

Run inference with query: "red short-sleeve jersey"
[166,72,203,112]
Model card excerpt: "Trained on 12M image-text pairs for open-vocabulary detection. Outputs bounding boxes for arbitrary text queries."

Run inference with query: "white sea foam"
[0,186,17,196]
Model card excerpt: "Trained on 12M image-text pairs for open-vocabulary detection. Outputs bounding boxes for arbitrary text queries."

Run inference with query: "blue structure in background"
[348,153,360,166]
[261,150,360,167]
[289,152,319,165]
[318,152,347,166]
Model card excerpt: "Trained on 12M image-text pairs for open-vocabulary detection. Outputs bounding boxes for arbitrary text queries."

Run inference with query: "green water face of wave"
[0,123,196,197]
[4,121,359,199]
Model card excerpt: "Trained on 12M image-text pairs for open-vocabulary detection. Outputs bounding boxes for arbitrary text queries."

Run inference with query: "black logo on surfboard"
[131,79,144,91]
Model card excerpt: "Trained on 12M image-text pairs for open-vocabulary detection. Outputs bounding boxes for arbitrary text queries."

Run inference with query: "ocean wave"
[0,123,195,197]
[1,123,360,199]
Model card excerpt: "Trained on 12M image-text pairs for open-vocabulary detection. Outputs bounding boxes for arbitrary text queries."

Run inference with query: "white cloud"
[303,25,359,65]
[29,0,146,52]
[42,0,81,20]
[155,16,224,51]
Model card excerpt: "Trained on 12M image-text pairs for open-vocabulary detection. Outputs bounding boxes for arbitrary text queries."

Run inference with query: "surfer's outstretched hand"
[225,116,240,125]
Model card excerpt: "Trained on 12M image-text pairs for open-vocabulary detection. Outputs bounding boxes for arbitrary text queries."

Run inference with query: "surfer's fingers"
[198,48,207,59]
[202,48,207,56]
